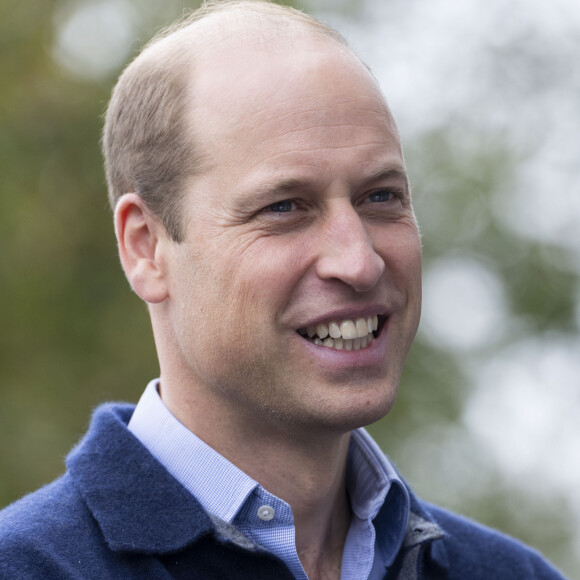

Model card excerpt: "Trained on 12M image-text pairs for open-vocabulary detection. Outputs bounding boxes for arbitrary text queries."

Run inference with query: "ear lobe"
[115,193,169,304]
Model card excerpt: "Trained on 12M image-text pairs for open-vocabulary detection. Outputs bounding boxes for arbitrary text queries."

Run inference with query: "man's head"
[108,1,422,437]
[102,0,350,242]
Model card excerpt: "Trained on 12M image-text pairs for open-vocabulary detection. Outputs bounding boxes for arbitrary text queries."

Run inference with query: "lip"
[296,305,388,331]
[293,312,391,371]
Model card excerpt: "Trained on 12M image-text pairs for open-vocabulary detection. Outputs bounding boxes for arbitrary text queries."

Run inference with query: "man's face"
[161,38,422,434]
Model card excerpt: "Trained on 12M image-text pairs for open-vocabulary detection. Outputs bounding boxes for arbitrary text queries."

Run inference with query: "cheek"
[379,226,422,283]
[219,236,314,310]
[400,242,422,289]
[393,234,423,333]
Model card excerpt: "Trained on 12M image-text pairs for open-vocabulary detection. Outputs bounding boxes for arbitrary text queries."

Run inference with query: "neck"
[160,380,353,579]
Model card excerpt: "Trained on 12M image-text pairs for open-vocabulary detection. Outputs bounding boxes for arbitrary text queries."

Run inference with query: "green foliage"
[1,1,578,578]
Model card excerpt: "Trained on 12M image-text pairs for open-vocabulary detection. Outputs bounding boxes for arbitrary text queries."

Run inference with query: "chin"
[307,384,400,434]
[345,392,398,430]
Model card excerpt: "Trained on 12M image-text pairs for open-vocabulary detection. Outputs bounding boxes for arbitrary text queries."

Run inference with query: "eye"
[358,187,407,222]
[367,190,395,203]
[255,198,315,233]
[266,199,294,213]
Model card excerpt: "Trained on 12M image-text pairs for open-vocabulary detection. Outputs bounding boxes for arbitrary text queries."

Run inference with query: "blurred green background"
[1,0,579,577]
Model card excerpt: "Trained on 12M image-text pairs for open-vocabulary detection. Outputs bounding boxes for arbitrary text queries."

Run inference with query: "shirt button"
[257,505,275,521]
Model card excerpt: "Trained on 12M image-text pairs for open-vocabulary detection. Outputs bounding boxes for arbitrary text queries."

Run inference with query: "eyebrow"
[232,177,311,213]
[364,164,409,188]
[233,163,409,211]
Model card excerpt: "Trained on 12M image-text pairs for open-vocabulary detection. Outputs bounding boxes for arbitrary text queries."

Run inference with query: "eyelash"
[266,199,295,213]
[365,188,404,204]
[261,188,404,216]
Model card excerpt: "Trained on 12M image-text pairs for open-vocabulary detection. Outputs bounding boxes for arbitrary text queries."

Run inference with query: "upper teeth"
[304,315,378,340]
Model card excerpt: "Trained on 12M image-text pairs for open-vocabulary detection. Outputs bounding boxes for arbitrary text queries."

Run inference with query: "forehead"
[182,31,404,196]
[198,35,391,118]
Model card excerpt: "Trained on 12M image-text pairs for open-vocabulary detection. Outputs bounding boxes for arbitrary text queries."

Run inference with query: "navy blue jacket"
[0,404,567,579]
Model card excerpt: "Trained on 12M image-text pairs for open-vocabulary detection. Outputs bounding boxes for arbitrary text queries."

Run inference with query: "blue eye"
[268,200,293,212]
[368,190,393,203]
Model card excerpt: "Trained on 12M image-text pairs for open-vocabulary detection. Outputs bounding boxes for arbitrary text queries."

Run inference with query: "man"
[0,1,567,579]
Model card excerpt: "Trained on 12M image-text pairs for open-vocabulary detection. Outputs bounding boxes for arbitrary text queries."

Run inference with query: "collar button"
[257,505,275,521]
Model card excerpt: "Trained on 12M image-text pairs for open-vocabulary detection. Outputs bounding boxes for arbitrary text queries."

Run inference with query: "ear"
[114,193,169,304]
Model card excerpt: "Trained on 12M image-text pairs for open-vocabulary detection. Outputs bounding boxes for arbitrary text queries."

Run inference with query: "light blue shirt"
[128,380,409,579]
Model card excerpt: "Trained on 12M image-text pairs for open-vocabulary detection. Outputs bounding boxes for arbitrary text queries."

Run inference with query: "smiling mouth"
[297,315,386,351]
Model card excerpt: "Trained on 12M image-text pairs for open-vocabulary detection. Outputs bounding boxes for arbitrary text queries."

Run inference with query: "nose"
[316,203,385,292]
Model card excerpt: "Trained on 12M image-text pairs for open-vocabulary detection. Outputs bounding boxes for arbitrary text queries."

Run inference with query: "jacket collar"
[66,402,448,571]
[66,403,215,554]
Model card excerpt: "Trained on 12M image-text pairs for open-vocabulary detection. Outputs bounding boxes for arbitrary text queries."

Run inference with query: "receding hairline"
[136,1,351,74]
[102,1,376,243]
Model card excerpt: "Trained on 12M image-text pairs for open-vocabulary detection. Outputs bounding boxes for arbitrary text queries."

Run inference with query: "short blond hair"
[102,0,349,242]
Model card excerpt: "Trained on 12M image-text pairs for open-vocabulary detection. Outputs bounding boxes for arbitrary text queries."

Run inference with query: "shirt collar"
[128,379,258,523]
[128,379,409,549]
[348,427,409,520]
[348,428,410,570]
